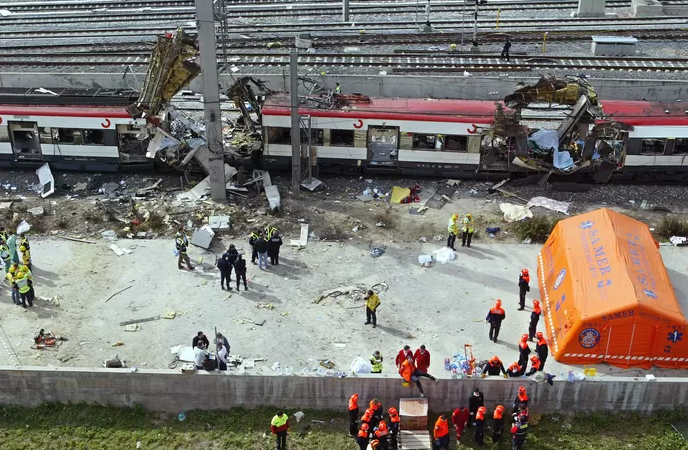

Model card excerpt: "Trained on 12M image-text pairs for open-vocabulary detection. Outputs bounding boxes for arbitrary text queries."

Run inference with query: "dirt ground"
[1,172,688,381]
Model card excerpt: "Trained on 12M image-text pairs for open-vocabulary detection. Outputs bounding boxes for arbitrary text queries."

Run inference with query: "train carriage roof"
[0,87,138,107]
[262,93,500,124]
[600,100,688,126]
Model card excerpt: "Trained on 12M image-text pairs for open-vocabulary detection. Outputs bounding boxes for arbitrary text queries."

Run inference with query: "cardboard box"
[399,397,429,431]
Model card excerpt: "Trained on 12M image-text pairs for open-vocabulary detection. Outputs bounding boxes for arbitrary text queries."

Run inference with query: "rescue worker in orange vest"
[474,406,486,447]
[525,355,542,376]
[451,406,470,442]
[535,331,549,371]
[528,299,541,340]
[361,408,374,428]
[369,398,383,429]
[512,386,529,414]
[388,407,401,449]
[374,419,389,450]
[399,353,437,398]
[518,269,530,310]
[481,355,507,378]
[356,423,370,450]
[506,361,522,378]
[433,414,450,449]
[486,299,506,343]
[517,334,531,374]
[348,394,359,436]
[492,405,505,443]
[511,413,529,450]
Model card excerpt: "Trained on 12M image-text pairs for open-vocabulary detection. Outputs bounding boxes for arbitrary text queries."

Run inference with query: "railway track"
[0,0,630,12]
[4,52,688,73]
[0,0,632,23]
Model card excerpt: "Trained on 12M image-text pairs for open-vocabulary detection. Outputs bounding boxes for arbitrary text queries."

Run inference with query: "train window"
[640,139,665,155]
[330,129,354,147]
[674,139,688,154]
[39,127,55,144]
[268,127,291,145]
[0,126,8,143]
[83,129,105,145]
[55,128,82,145]
[301,129,324,146]
[412,133,436,150]
[444,135,468,152]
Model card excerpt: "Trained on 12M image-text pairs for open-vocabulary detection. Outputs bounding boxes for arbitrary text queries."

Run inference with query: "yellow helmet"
[452,214,459,220]
[9,265,16,273]
[466,213,473,218]
[19,246,26,252]
[21,265,29,273]
[15,271,24,279]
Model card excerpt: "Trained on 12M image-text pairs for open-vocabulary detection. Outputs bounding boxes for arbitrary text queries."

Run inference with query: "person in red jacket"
[395,345,414,368]
[414,345,431,373]
[452,406,470,442]
[433,414,450,449]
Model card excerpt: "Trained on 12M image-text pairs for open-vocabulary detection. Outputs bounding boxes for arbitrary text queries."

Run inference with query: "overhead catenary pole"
[342,0,350,21]
[195,0,226,201]
[290,49,301,197]
[472,0,479,47]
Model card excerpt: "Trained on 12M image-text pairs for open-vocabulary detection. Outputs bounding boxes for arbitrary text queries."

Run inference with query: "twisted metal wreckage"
[135,30,631,184]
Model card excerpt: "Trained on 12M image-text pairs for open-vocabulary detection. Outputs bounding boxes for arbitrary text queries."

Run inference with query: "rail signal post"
[195,0,226,201]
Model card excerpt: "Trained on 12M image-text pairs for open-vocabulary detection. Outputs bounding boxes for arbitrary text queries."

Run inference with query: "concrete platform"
[8,238,688,381]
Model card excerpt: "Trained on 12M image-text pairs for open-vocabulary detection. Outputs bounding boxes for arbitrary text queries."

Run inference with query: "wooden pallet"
[399,430,433,450]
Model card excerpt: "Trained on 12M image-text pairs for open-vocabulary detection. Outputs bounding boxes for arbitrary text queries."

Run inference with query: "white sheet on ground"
[432,247,456,264]
[500,203,533,222]
[527,196,571,215]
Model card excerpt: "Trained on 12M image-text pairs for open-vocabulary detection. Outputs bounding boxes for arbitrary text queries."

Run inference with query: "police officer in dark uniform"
[511,414,529,449]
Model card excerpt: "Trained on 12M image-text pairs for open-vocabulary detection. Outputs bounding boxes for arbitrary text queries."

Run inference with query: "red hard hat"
[521,334,528,341]
[530,355,538,362]
[522,269,529,275]
[536,332,544,339]
[518,386,526,394]
[533,299,540,306]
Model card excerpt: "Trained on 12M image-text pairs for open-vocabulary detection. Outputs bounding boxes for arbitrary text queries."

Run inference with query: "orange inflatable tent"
[537,208,688,369]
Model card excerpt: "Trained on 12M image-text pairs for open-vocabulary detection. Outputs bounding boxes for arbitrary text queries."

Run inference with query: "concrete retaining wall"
[0,72,686,102]
[0,367,686,413]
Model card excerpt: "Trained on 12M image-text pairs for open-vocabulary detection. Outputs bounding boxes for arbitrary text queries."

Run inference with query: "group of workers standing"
[483,268,550,378]
[349,395,400,450]
[447,213,475,249]
[439,386,530,449]
[1,228,35,309]
[249,226,283,269]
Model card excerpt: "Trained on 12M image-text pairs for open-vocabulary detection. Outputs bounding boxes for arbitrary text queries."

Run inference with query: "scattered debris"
[375,222,385,228]
[370,245,386,258]
[423,185,455,209]
[409,206,428,215]
[109,244,133,256]
[27,206,44,217]
[191,225,215,249]
[356,194,374,202]
[124,324,140,332]
[17,220,31,235]
[293,411,305,423]
[265,185,281,212]
[58,236,96,244]
[105,286,133,303]
[119,316,162,326]
[446,179,461,186]
[670,236,688,246]
[256,303,275,310]
[208,216,230,232]
[290,223,309,247]
[301,178,324,192]
[36,163,55,198]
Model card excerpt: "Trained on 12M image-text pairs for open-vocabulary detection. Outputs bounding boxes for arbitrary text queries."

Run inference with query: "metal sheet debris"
[110,244,133,256]
[290,223,309,247]
[208,215,230,231]
[27,207,44,217]
[265,185,281,211]
[36,163,55,198]
[191,225,215,249]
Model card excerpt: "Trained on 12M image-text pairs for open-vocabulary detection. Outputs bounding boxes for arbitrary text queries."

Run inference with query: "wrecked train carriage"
[259,92,637,182]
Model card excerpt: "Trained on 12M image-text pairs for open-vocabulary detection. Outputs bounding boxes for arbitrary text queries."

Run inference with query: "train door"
[8,121,43,161]
[116,124,149,163]
[368,126,399,166]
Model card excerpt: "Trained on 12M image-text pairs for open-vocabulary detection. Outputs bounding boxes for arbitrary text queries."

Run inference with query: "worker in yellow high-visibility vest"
[462,213,475,248]
[270,411,290,450]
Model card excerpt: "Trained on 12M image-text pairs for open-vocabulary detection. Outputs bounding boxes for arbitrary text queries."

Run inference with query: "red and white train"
[0,88,149,172]
[1,87,687,180]
[261,93,688,181]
